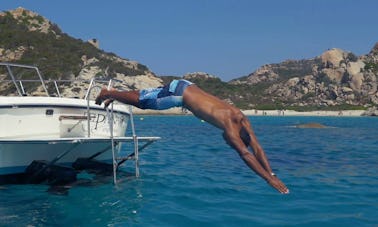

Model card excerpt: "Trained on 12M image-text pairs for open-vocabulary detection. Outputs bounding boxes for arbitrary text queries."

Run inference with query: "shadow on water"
[46,170,136,195]
[0,170,145,226]
[0,159,136,196]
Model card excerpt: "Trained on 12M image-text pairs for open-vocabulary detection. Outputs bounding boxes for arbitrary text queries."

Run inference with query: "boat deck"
[0,136,160,144]
[0,62,161,185]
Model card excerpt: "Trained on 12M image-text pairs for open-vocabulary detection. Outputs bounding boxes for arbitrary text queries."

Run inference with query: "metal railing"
[1,62,49,96]
[1,62,146,183]
[0,62,125,99]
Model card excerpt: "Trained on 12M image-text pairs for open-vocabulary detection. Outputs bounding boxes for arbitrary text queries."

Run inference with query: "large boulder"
[321,48,347,68]
[321,68,346,83]
[295,122,328,128]
[347,61,365,90]
[362,107,378,116]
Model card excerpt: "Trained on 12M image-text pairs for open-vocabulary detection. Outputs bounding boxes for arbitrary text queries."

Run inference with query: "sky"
[1,0,378,81]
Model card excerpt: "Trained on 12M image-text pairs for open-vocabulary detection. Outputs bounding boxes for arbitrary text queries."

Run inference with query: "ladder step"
[116,156,135,161]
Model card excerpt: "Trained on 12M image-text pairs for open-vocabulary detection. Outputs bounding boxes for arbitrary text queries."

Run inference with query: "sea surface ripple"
[0,116,377,226]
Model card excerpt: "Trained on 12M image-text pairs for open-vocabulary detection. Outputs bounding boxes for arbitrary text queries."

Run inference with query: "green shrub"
[347,52,358,62]
[364,61,378,73]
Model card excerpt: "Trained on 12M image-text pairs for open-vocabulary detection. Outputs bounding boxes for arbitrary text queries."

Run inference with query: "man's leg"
[95,87,140,108]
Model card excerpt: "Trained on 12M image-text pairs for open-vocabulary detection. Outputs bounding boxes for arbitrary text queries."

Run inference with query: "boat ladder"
[27,80,159,185]
[86,80,159,184]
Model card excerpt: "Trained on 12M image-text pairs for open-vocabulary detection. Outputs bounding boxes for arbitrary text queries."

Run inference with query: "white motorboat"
[0,62,159,184]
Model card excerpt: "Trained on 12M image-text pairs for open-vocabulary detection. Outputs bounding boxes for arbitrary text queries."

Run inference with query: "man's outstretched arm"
[224,131,289,194]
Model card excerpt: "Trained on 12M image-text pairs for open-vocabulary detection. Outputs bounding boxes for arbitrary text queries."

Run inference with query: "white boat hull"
[0,139,119,175]
[0,96,130,175]
[0,96,129,139]
[0,62,159,182]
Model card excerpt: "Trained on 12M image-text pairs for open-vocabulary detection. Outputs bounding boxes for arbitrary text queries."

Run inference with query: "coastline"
[131,107,366,117]
[241,109,365,117]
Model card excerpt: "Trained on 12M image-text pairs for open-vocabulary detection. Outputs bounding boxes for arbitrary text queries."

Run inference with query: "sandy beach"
[131,107,365,117]
[241,109,365,117]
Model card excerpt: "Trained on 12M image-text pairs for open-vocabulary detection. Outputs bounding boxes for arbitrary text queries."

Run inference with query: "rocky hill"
[180,45,378,111]
[231,45,378,110]
[1,7,377,112]
[0,7,163,98]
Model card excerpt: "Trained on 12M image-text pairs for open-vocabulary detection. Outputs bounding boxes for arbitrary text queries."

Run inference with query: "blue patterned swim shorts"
[138,79,193,110]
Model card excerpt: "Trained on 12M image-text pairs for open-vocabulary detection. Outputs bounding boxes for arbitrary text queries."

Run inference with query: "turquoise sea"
[1,116,377,226]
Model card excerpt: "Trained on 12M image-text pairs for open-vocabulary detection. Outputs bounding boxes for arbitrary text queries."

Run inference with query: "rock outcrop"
[0,7,52,34]
[232,44,378,108]
[361,107,378,116]
[295,122,328,128]
[183,72,218,80]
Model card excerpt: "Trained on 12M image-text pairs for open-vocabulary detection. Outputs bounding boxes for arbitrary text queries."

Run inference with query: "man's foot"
[103,99,115,108]
[95,87,109,105]
[95,87,118,106]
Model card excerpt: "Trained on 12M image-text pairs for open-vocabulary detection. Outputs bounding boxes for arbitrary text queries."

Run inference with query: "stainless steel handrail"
[1,62,49,96]
[1,62,127,98]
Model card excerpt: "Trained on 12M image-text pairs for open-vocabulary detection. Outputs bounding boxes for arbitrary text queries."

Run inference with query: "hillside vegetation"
[1,7,377,111]
[0,8,157,97]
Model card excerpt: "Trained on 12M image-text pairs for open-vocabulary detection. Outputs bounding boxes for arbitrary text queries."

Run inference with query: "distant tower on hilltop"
[88,38,99,49]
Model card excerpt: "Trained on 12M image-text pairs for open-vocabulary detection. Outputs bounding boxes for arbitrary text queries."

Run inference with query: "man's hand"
[267,176,289,194]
